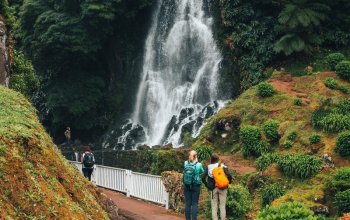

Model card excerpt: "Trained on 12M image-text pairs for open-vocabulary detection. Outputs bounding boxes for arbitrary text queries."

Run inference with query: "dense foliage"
[335,131,350,157]
[336,61,350,81]
[309,134,321,144]
[194,145,214,162]
[13,0,154,140]
[324,77,338,89]
[326,168,350,194]
[256,153,278,171]
[239,125,270,157]
[277,154,322,179]
[10,49,39,97]
[325,53,346,71]
[257,82,275,98]
[335,190,350,215]
[226,185,252,220]
[261,183,286,206]
[311,99,350,133]
[262,119,280,142]
[257,202,317,220]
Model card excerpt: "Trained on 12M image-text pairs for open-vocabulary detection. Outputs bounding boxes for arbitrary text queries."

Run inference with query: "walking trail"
[102,189,184,220]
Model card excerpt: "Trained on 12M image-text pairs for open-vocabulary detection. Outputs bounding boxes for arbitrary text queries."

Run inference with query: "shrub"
[226,185,252,220]
[325,53,346,71]
[262,120,280,142]
[283,140,293,149]
[324,77,338,89]
[257,82,275,98]
[337,99,350,114]
[293,99,303,106]
[257,201,317,220]
[326,168,350,193]
[277,154,322,179]
[242,140,270,158]
[239,125,261,145]
[339,85,350,94]
[287,131,297,141]
[309,134,321,144]
[336,61,350,81]
[261,184,286,206]
[335,190,350,215]
[335,131,350,157]
[194,145,213,162]
[256,153,279,171]
[161,171,184,211]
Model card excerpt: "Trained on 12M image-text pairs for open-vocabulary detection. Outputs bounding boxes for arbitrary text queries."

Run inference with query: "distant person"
[81,146,95,181]
[183,150,204,220]
[64,127,71,143]
[202,154,233,220]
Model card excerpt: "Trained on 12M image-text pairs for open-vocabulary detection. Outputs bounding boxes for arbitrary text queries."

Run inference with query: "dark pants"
[82,167,93,181]
[184,184,201,220]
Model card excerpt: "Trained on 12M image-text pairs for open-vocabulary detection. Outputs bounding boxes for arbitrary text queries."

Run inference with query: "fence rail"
[70,161,169,209]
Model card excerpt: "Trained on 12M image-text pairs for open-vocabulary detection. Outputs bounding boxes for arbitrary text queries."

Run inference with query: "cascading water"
[102,0,226,149]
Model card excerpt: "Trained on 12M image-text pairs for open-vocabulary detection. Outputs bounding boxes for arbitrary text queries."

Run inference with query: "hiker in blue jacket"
[81,146,95,181]
[183,150,204,220]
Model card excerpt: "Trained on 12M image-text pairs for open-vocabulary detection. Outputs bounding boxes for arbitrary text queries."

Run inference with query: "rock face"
[0,18,10,87]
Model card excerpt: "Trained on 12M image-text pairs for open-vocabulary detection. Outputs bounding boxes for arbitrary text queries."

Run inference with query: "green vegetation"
[0,86,110,218]
[257,202,317,220]
[293,99,303,106]
[287,131,297,141]
[336,61,350,81]
[309,134,321,144]
[325,53,346,70]
[276,154,322,179]
[262,119,280,142]
[226,185,252,220]
[256,153,278,171]
[194,145,214,162]
[335,131,350,157]
[257,82,275,98]
[324,77,338,89]
[283,140,293,149]
[261,184,286,206]
[239,125,270,157]
[335,189,350,215]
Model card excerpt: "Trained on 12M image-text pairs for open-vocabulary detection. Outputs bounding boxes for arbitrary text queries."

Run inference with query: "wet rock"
[162,143,173,149]
[182,121,196,134]
[137,144,150,150]
[152,145,161,149]
[310,205,329,216]
[221,133,228,138]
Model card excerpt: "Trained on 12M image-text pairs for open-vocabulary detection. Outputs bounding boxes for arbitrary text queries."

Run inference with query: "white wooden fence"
[70,161,169,209]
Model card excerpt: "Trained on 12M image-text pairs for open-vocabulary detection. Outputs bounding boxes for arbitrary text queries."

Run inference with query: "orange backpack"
[212,165,229,189]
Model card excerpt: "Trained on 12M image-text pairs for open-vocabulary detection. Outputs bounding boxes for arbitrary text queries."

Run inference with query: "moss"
[0,87,108,219]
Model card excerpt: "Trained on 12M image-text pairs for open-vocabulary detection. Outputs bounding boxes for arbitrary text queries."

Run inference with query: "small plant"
[226,185,252,219]
[324,77,338,89]
[256,153,279,171]
[335,131,350,157]
[262,120,280,142]
[257,82,275,98]
[309,134,321,144]
[325,53,346,70]
[339,84,350,94]
[0,145,5,156]
[277,154,322,179]
[194,145,214,162]
[257,201,317,220]
[335,189,350,215]
[261,184,286,206]
[283,140,293,149]
[239,125,261,145]
[293,99,303,106]
[326,168,350,193]
[287,131,297,141]
[336,61,350,81]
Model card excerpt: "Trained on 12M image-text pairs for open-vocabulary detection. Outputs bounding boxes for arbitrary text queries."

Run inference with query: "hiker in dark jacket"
[81,146,95,181]
[202,154,233,220]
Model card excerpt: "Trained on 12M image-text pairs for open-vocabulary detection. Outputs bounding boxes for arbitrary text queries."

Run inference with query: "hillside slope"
[0,86,112,219]
[193,71,350,216]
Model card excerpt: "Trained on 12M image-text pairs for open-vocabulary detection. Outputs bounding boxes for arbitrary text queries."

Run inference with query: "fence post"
[125,170,132,197]
[165,191,169,210]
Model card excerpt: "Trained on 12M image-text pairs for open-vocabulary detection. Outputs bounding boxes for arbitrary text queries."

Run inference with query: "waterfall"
[102,0,225,149]
[133,0,222,146]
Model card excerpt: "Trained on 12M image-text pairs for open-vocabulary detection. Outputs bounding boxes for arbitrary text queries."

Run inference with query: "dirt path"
[220,155,257,174]
[101,189,185,220]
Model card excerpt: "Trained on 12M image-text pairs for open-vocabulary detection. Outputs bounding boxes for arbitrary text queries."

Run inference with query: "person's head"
[83,145,91,152]
[188,150,197,162]
[211,153,219,164]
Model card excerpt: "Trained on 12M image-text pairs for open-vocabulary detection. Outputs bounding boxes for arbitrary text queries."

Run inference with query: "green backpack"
[183,161,197,186]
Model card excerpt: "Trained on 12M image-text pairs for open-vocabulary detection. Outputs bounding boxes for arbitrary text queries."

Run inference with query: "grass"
[0,86,109,219]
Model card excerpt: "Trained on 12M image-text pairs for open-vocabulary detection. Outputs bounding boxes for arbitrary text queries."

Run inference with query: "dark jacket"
[202,165,233,190]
